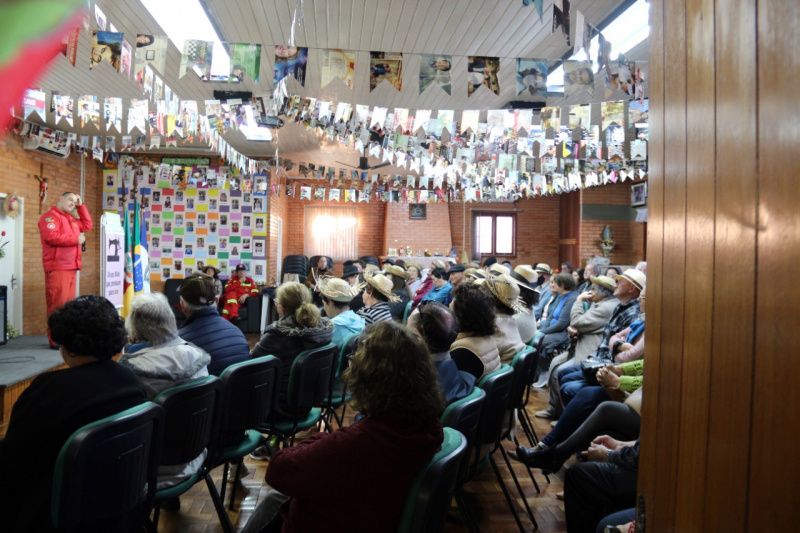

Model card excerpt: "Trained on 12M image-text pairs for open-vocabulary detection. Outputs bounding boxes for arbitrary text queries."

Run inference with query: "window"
[473,212,516,257]
[304,206,358,260]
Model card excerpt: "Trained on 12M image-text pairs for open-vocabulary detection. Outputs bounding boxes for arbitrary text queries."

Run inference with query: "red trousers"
[45,270,77,345]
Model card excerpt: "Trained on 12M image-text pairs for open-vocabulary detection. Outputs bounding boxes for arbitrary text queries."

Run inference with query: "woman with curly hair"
[241,321,443,533]
[0,296,147,532]
[449,283,501,379]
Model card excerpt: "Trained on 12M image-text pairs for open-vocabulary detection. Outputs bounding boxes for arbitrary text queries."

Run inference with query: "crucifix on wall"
[34,163,47,214]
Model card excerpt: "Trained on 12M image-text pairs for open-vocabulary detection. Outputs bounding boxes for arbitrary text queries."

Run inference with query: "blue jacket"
[421,282,453,306]
[331,310,366,349]
[433,353,476,404]
[178,306,250,376]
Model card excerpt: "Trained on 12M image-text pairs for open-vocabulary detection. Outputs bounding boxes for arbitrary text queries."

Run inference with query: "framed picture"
[409,203,426,220]
[631,182,648,207]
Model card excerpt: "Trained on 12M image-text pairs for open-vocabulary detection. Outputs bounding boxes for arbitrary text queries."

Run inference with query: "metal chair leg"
[227,460,242,511]
[511,430,541,495]
[454,489,481,533]
[205,473,235,533]
[152,505,161,530]
[500,445,539,530]
[219,462,230,507]
[489,454,525,532]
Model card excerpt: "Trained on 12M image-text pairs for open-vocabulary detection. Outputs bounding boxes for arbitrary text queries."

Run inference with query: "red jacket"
[38,205,93,273]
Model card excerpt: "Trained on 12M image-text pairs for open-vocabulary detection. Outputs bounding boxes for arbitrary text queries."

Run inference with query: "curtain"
[303,206,358,260]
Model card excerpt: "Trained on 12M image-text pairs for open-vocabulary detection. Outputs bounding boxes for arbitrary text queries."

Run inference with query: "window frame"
[472,211,517,258]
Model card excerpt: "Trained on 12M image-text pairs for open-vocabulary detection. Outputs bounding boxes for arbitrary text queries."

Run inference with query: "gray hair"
[126,293,178,346]
[591,284,614,299]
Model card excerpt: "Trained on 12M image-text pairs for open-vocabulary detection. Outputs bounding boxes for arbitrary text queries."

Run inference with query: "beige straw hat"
[589,275,618,292]
[361,271,400,302]
[489,263,511,276]
[316,276,358,303]
[483,273,528,314]
[383,264,409,279]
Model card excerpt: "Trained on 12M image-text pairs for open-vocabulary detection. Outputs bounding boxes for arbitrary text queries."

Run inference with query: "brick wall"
[449,197,562,268]
[267,190,288,284]
[0,136,100,335]
[579,180,647,266]
[383,202,452,256]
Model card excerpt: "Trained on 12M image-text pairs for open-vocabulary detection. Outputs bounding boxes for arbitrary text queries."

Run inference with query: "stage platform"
[0,336,66,431]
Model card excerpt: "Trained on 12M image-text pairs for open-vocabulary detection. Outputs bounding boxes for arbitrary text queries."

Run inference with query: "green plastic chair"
[397,427,468,533]
[321,334,358,431]
[402,300,414,324]
[51,402,164,533]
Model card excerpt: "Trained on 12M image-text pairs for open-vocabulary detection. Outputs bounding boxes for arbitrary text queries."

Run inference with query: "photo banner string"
[288,0,305,48]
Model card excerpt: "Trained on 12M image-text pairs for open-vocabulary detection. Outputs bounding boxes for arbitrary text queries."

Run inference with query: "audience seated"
[448,263,466,289]
[0,296,147,532]
[250,282,333,421]
[510,265,540,344]
[120,292,210,490]
[557,269,645,406]
[357,272,398,325]
[419,267,453,306]
[201,265,224,303]
[411,268,434,307]
[221,264,259,322]
[178,273,249,376]
[240,321,443,533]
[317,276,365,349]
[406,262,424,297]
[121,293,211,397]
[482,273,527,363]
[383,264,411,321]
[537,275,619,420]
[343,262,366,313]
[409,301,476,404]
[450,283,501,379]
[576,262,599,294]
[533,272,579,386]
[532,263,554,320]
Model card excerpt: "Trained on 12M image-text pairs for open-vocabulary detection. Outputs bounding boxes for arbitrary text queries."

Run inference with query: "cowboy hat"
[489,263,511,276]
[616,269,646,292]
[362,271,400,302]
[510,264,538,292]
[534,263,552,275]
[317,276,358,303]
[483,273,528,314]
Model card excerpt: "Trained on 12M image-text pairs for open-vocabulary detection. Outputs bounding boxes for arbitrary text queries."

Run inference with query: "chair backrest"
[402,300,414,324]
[474,365,514,448]
[509,346,537,410]
[440,387,486,446]
[282,255,309,276]
[51,402,164,529]
[153,376,222,466]
[286,344,337,413]
[216,356,281,450]
[397,427,468,533]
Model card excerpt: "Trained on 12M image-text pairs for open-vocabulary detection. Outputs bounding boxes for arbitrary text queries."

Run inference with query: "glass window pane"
[496,216,513,254]
[476,216,493,254]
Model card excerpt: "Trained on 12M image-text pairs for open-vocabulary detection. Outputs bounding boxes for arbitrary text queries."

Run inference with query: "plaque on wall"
[409,203,426,220]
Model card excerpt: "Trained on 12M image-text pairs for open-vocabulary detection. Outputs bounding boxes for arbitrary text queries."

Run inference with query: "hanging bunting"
[23,89,47,121]
[552,0,571,46]
[369,52,403,92]
[77,95,100,128]
[516,59,548,96]
[61,26,80,66]
[127,99,148,134]
[90,31,123,71]
[273,45,308,86]
[228,43,261,82]
[319,49,356,89]
[179,39,213,79]
[419,55,452,95]
[467,56,500,96]
[564,59,594,96]
[573,10,586,54]
[134,34,167,80]
[460,110,480,133]
[52,93,73,127]
[120,40,133,77]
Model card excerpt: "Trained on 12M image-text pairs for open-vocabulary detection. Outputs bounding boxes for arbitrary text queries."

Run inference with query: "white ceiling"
[36,0,644,158]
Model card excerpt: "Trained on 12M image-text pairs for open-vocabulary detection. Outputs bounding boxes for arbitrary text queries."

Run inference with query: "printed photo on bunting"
[179,39,214,79]
[419,55,452,95]
[320,49,356,89]
[120,40,133,77]
[90,31,123,71]
[135,34,167,76]
[552,0,571,46]
[601,100,625,144]
[568,103,592,135]
[540,106,561,132]
[61,26,80,66]
[51,94,73,126]
[23,89,46,121]
[94,4,107,30]
[629,98,649,138]
[369,52,403,91]
[606,57,636,98]
[228,43,261,82]
[274,46,308,86]
[77,95,100,128]
[128,99,148,134]
[467,56,500,96]
[516,59,548,96]
[564,60,594,95]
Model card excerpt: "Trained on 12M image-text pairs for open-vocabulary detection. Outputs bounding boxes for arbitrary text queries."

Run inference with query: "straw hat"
[483,273,528,314]
[616,269,646,292]
[431,259,447,270]
[589,275,617,292]
[534,263,552,275]
[489,263,510,276]
[317,276,358,303]
[361,271,400,302]
[510,264,538,292]
[464,268,485,281]
[364,263,380,274]
[383,264,408,279]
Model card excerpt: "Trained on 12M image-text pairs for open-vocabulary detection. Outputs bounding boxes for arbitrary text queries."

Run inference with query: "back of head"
[452,283,496,336]
[126,293,179,346]
[180,272,217,312]
[431,267,446,280]
[554,272,577,291]
[412,301,458,353]
[49,295,127,359]
[277,281,320,328]
[345,321,443,425]
[483,256,497,267]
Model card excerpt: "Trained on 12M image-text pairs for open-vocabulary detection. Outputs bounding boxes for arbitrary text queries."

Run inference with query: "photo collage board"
[102,156,269,283]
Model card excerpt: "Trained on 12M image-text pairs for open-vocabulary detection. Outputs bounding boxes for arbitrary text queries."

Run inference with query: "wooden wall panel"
[749,0,800,527]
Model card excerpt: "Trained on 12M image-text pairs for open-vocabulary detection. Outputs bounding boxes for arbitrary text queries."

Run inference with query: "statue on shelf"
[600,225,616,258]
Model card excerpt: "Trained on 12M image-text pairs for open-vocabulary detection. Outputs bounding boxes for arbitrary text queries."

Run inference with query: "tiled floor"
[157,388,567,532]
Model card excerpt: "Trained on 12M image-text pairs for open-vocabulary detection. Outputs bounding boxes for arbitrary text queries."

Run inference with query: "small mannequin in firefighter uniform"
[222,264,259,322]
[37,192,93,348]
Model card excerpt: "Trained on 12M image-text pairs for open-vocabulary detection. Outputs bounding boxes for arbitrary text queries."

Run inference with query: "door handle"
[10,274,17,289]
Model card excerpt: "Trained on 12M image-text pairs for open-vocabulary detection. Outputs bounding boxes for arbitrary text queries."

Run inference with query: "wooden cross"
[34,163,47,214]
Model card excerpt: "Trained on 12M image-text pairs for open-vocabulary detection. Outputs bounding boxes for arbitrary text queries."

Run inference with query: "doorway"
[0,193,24,336]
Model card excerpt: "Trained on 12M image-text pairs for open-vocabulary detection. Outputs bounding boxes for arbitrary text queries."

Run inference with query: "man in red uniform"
[222,264,259,322]
[38,191,93,347]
